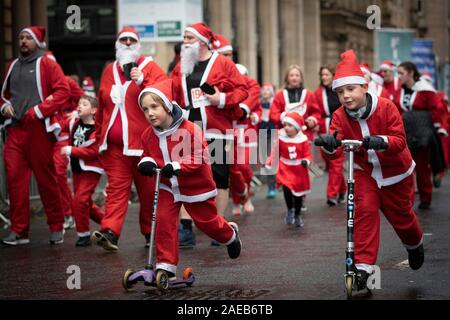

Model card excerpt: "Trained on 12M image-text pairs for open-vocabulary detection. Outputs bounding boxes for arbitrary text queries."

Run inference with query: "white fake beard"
[180,42,200,76]
[115,40,141,68]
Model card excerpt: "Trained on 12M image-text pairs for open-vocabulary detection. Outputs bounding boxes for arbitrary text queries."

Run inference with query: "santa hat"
[21,26,46,48]
[332,50,367,90]
[212,34,233,53]
[359,63,372,76]
[420,71,433,83]
[371,71,384,86]
[138,79,176,113]
[185,22,216,47]
[282,112,307,132]
[261,82,275,95]
[236,63,248,76]
[117,26,140,41]
[82,76,95,91]
[379,60,395,71]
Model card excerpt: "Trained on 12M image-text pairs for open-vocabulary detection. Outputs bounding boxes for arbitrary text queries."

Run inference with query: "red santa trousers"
[230,142,254,205]
[411,147,433,204]
[155,189,235,271]
[354,171,423,265]
[100,144,153,237]
[325,152,347,199]
[53,139,73,218]
[3,116,64,237]
[72,171,104,234]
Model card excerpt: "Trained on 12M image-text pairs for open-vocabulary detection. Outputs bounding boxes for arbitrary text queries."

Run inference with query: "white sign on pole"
[117,0,203,42]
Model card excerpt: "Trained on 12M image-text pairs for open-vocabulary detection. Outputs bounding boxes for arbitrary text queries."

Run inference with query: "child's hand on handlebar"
[315,131,340,153]
[362,136,388,150]
[138,161,157,176]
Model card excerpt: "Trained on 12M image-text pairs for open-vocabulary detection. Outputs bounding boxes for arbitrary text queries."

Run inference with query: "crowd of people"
[1,22,449,286]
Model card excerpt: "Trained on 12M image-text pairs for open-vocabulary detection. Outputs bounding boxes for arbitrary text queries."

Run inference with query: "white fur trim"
[216,45,233,53]
[155,262,177,275]
[403,237,423,250]
[171,161,181,171]
[79,159,104,174]
[138,157,157,166]
[239,103,250,114]
[332,76,367,91]
[185,27,210,45]
[138,87,172,112]
[118,31,139,41]
[218,93,226,109]
[135,73,144,86]
[282,116,301,131]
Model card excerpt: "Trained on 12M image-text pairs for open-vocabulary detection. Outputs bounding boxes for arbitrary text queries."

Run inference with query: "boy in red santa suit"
[60,95,104,246]
[1,26,70,245]
[266,112,311,228]
[317,50,424,290]
[92,27,167,251]
[137,79,242,278]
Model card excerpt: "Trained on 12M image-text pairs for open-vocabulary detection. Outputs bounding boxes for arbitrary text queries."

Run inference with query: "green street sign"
[157,21,182,37]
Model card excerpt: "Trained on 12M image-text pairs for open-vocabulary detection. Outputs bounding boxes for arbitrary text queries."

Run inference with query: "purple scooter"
[122,168,195,291]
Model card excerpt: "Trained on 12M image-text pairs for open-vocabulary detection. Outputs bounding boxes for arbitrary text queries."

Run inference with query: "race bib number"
[191,88,211,109]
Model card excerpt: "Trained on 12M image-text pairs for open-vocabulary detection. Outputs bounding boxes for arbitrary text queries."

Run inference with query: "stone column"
[279,0,304,86]
[206,0,232,40]
[235,0,257,77]
[12,0,31,57]
[424,0,449,65]
[259,0,280,87]
[302,0,321,90]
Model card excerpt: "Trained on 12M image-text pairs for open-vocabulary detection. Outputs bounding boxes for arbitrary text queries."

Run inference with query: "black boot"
[407,244,424,270]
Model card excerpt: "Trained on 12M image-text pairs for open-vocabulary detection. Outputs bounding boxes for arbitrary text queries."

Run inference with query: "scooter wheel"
[182,267,193,284]
[156,269,170,291]
[122,269,135,291]
[345,275,353,300]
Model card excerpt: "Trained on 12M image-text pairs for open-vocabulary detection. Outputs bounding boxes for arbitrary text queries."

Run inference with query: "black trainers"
[407,244,424,270]
[337,193,346,204]
[75,236,92,247]
[433,174,442,188]
[418,202,430,210]
[91,229,119,251]
[227,222,241,259]
[327,198,337,207]
[355,270,370,291]
[1,231,30,246]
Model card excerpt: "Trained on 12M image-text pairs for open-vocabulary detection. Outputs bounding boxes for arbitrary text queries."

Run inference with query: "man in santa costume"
[318,50,424,291]
[379,60,401,102]
[360,63,390,99]
[171,23,248,245]
[1,26,70,245]
[91,27,167,251]
[211,35,262,215]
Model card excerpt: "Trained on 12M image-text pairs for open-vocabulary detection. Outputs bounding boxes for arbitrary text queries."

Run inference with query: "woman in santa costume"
[318,50,424,291]
[266,112,311,228]
[92,27,167,251]
[1,26,70,245]
[313,65,347,206]
[137,79,242,278]
[269,64,321,142]
[394,61,447,209]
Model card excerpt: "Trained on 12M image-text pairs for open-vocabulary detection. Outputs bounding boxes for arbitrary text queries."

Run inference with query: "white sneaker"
[244,199,254,213]
[63,216,76,230]
[232,204,242,216]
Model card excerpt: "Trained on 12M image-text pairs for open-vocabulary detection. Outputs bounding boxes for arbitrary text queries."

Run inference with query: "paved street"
[1,171,449,300]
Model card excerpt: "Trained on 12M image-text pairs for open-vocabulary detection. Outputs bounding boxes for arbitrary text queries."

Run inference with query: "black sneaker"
[337,193,346,204]
[91,229,119,251]
[327,198,337,207]
[355,270,370,291]
[227,222,241,259]
[407,244,424,270]
[418,202,430,210]
[433,174,442,188]
[75,236,92,247]
[1,232,30,246]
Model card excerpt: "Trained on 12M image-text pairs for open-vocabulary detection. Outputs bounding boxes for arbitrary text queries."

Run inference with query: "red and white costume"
[379,60,401,102]
[266,113,312,196]
[1,26,70,237]
[138,79,236,274]
[269,88,321,141]
[61,116,104,235]
[393,79,442,204]
[313,85,347,200]
[96,27,167,237]
[322,51,423,266]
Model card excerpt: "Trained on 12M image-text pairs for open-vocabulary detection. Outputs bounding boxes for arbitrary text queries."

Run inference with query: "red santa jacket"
[265,129,311,196]
[1,55,70,136]
[393,79,443,129]
[171,51,248,140]
[313,86,334,134]
[369,81,390,100]
[234,76,262,147]
[382,76,401,101]
[323,93,415,188]
[140,110,217,203]
[269,88,321,141]
[96,56,167,156]
[62,116,104,174]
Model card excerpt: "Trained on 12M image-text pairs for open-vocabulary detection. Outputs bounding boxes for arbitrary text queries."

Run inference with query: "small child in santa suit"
[317,50,424,290]
[137,79,242,279]
[266,112,311,228]
[60,95,105,246]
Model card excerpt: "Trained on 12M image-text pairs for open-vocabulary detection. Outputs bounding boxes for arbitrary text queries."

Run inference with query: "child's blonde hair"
[283,64,304,88]
[139,92,171,113]
[79,95,98,109]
